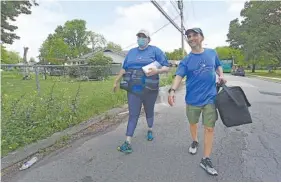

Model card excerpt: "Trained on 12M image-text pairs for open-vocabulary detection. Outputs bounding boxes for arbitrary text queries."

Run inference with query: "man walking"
[168,28,226,176]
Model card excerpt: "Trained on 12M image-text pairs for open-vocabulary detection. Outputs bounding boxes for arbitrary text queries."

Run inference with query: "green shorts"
[186,104,218,128]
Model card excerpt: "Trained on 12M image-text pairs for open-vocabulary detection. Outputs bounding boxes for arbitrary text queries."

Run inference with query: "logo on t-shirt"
[193,59,213,75]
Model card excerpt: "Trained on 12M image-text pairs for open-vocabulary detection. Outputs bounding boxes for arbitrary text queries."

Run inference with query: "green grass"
[245,69,281,78]
[160,67,176,87]
[1,71,127,156]
[1,69,176,156]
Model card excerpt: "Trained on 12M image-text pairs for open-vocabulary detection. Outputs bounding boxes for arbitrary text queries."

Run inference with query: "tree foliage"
[215,46,245,66]
[89,31,106,52]
[226,1,281,71]
[165,48,187,60]
[1,0,38,44]
[1,45,22,64]
[88,52,113,66]
[39,35,70,65]
[106,41,122,52]
[39,19,122,65]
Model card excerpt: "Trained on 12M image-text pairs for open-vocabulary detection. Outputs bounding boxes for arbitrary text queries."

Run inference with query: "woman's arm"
[157,66,169,74]
[114,69,126,84]
[155,47,170,74]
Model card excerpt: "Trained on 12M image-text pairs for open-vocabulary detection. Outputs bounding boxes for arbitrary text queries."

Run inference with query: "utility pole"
[150,0,187,56]
[178,0,185,58]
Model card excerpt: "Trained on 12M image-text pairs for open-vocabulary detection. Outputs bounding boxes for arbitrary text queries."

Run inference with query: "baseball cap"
[136,29,150,38]
[185,28,204,37]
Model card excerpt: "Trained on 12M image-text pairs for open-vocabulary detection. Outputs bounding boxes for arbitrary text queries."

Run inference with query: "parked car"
[232,66,245,77]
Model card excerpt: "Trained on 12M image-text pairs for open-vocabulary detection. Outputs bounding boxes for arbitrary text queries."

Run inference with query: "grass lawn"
[245,69,281,79]
[1,68,176,156]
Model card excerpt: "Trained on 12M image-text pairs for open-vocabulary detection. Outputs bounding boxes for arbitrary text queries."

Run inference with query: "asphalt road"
[4,75,281,182]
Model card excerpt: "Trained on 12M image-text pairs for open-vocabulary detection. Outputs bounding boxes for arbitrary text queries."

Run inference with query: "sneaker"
[147,130,154,141]
[200,157,218,176]
[189,141,199,155]
[117,141,132,154]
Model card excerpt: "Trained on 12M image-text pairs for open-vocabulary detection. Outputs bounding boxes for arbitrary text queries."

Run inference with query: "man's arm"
[170,75,183,91]
[169,59,187,92]
[216,66,224,77]
[214,51,224,78]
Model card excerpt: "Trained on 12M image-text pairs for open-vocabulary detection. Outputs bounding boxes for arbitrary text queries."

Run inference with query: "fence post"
[35,66,40,96]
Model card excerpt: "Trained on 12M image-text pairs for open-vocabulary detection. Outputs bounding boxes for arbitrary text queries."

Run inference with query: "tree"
[39,35,70,65]
[2,51,23,64]
[1,45,9,62]
[1,48,22,64]
[89,31,106,52]
[88,52,112,66]
[226,1,281,72]
[29,57,36,63]
[165,48,187,60]
[106,41,122,52]
[39,19,92,64]
[39,19,123,65]
[62,19,91,56]
[215,46,245,66]
[1,0,38,44]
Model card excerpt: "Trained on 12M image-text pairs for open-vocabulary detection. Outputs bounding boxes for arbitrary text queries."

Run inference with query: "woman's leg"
[118,92,143,153]
[126,92,143,138]
[142,91,158,140]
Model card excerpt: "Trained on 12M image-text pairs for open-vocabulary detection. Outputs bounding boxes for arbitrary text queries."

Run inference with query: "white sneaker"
[188,141,199,155]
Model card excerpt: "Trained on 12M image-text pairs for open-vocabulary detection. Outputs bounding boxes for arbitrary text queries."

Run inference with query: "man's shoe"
[200,157,218,176]
[189,141,199,155]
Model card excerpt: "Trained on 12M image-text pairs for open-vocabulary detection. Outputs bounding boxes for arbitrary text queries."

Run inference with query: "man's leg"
[186,105,202,154]
[200,104,218,175]
[142,91,158,141]
[118,92,142,153]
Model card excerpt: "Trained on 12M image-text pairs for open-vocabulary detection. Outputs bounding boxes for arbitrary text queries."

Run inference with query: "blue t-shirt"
[175,48,221,106]
[122,45,169,70]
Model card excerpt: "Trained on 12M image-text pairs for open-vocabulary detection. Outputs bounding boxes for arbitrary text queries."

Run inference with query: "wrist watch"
[168,88,176,93]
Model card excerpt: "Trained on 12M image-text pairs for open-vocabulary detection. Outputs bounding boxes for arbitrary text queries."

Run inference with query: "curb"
[247,75,281,83]
[1,84,179,170]
[250,75,281,81]
[1,104,128,170]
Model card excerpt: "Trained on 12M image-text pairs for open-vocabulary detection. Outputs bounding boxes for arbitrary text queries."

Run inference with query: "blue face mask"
[137,38,148,47]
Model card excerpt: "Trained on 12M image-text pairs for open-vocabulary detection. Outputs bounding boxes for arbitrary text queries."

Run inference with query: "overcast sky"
[5,0,246,61]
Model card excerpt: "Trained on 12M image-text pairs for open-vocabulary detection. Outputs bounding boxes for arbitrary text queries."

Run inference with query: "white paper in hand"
[142,61,162,75]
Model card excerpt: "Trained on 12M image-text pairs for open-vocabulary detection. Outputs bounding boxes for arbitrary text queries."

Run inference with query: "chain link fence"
[1,64,122,95]
[1,63,175,156]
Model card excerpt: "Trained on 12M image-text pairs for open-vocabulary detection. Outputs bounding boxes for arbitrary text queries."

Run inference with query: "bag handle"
[218,83,243,107]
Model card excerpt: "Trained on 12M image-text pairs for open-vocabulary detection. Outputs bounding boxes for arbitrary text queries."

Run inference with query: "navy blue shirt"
[122,45,169,70]
[176,48,221,106]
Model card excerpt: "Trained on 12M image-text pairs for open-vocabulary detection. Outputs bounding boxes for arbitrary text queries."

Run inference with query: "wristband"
[168,88,176,93]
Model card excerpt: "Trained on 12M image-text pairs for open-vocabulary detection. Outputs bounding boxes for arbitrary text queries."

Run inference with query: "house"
[65,49,127,66]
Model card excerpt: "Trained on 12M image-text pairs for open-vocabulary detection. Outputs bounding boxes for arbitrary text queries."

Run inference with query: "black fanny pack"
[120,69,159,94]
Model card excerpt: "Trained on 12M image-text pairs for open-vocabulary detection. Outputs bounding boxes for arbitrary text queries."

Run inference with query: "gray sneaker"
[189,141,199,155]
[200,157,218,176]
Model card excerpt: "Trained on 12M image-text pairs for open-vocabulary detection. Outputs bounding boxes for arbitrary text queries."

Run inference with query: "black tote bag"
[216,84,253,127]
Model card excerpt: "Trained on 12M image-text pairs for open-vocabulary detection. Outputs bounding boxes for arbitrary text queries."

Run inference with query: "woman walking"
[113,29,169,154]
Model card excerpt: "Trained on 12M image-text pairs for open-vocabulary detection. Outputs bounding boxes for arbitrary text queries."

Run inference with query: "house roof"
[68,49,127,62]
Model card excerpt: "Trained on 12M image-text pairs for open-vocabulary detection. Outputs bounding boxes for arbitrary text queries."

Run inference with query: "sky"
[5,0,247,61]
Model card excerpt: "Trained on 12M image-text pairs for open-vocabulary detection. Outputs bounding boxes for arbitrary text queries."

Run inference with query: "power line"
[170,0,180,14]
[123,15,180,50]
[150,0,181,33]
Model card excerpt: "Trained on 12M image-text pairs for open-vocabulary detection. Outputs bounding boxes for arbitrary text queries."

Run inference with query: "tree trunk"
[23,47,31,80]
[251,64,256,73]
